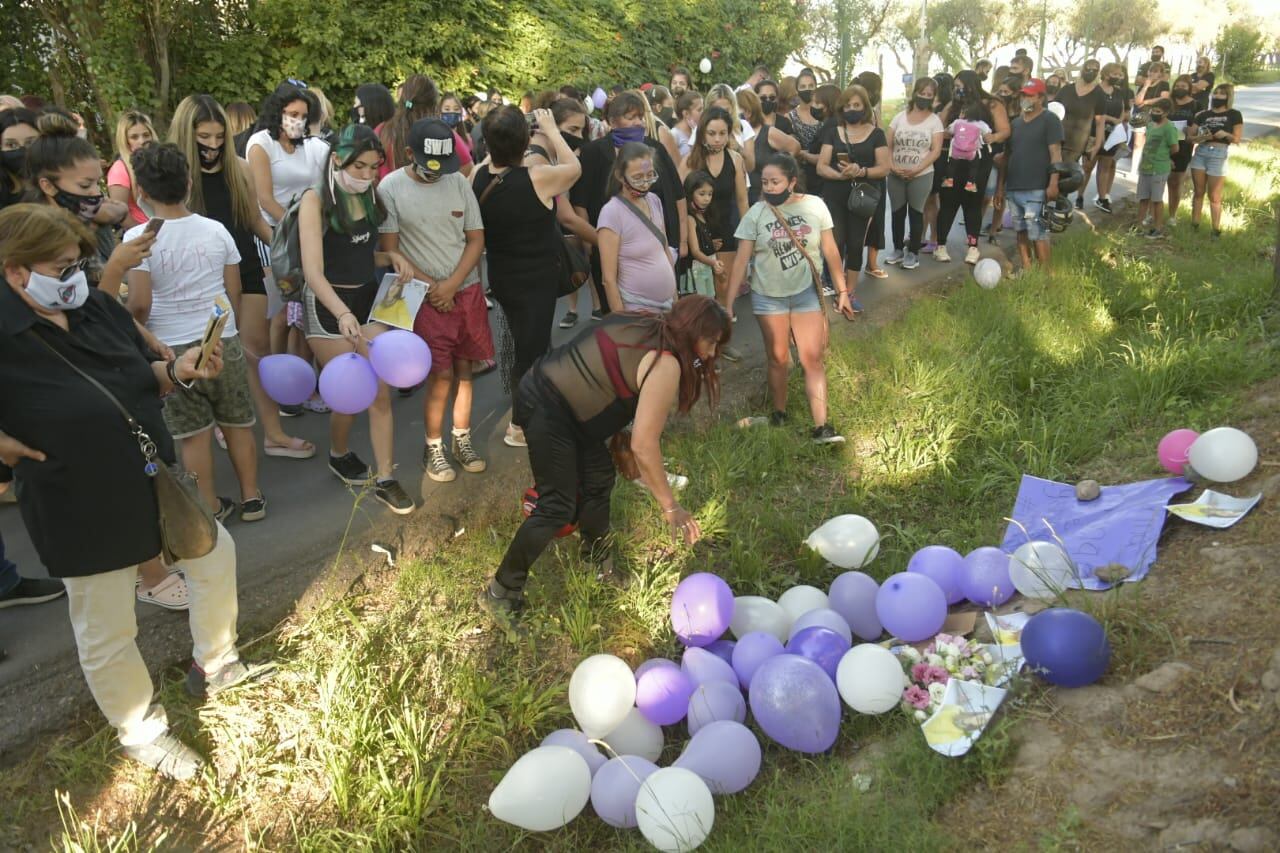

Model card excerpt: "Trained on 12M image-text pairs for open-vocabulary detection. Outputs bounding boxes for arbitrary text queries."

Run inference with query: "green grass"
[7,140,1280,851]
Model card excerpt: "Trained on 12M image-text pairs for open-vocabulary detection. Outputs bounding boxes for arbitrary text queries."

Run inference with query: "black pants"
[495,381,616,593]
[937,157,993,246]
[826,195,873,272]
[891,205,924,253]
[492,286,557,403]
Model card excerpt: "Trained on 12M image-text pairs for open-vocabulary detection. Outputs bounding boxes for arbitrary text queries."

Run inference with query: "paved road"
[1235,81,1280,139]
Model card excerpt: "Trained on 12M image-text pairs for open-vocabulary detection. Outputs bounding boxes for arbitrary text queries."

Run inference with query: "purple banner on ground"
[1000,475,1193,589]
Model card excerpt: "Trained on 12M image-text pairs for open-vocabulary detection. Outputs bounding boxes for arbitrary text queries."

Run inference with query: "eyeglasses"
[627,171,658,184]
[54,258,91,281]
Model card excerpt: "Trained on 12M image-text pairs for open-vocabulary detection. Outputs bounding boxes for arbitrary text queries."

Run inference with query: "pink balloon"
[318,353,379,415]
[1158,428,1199,475]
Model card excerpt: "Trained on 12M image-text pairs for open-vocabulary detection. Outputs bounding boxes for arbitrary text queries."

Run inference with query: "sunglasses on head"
[286,77,309,89]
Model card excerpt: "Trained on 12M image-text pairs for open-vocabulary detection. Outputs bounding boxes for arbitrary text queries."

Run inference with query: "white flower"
[928,682,947,703]
[936,642,956,658]
[913,709,928,722]
[900,646,922,663]
[981,651,994,665]
[927,653,945,667]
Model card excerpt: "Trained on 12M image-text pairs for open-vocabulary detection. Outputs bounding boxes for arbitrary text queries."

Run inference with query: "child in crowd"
[680,171,720,299]
[1136,97,1179,239]
[942,105,991,193]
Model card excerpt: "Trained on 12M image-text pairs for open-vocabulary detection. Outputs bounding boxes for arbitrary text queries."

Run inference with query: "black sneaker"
[481,579,527,633]
[559,311,579,329]
[452,430,486,473]
[239,493,266,522]
[278,404,303,418]
[186,659,276,700]
[214,497,236,523]
[374,479,415,514]
[1074,195,1084,210]
[423,441,457,482]
[1097,197,1112,214]
[769,410,788,427]
[590,309,605,321]
[0,576,66,609]
[328,451,374,486]
[811,423,846,444]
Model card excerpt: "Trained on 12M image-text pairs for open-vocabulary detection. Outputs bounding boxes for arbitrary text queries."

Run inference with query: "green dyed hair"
[323,123,386,233]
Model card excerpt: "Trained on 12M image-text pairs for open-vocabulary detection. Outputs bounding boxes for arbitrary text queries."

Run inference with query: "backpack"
[268,191,321,303]
[950,120,982,161]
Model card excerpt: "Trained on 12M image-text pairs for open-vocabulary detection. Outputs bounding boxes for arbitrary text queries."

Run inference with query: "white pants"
[62,523,239,747]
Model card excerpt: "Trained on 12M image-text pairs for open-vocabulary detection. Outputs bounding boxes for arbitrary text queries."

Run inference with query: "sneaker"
[720,344,743,363]
[590,309,605,321]
[213,497,236,524]
[849,298,864,314]
[278,404,303,418]
[186,659,275,700]
[822,284,836,298]
[1074,195,1084,210]
[374,479,415,514]
[811,423,846,444]
[239,493,266,523]
[769,410,788,427]
[328,451,375,486]
[1142,214,1152,227]
[1211,229,1222,240]
[504,423,527,447]
[481,578,526,626]
[485,295,494,310]
[122,733,204,781]
[883,249,904,265]
[559,311,579,329]
[474,358,496,376]
[901,252,920,270]
[921,241,937,254]
[964,246,981,265]
[423,440,457,482]
[302,395,330,414]
[1144,228,1164,240]
[934,246,952,263]
[452,430,487,473]
[1166,215,1177,227]
[0,576,66,609]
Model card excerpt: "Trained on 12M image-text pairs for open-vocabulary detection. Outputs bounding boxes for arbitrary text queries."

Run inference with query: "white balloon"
[805,514,880,569]
[729,595,791,642]
[973,258,1002,289]
[1047,101,1066,120]
[777,584,830,623]
[1008,541,1076,599]
[836,644,906,714]
[1188,427,1258,483]
[698,57,712,74]
[601,707,665,763]
[788,607,853,645]
[488,745,592,831]
[569,654,637,737]
[635,767,715,852]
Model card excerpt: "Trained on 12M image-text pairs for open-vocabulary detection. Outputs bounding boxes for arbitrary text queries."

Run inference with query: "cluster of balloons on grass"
[1158,426,1257,483]
[257,330,432,414]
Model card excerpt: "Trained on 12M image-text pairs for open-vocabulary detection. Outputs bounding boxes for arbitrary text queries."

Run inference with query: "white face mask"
[335,168,373,194]
[25,268,89,311]
[281,114,307,140]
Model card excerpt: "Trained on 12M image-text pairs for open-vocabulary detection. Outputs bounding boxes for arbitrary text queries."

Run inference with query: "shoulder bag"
[31,332,217,564]
[765,203,828,313]
[619,195,674,263]
[842,128,882,218]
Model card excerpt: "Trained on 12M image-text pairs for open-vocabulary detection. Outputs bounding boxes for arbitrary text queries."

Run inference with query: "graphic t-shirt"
[123,214,240,346]
[735,193,833,299]
[1006,110,1065,191]
[888,111,944,175]
[1193,109,1244,147]
[378,169,483,289]
[1139,121,1180,175]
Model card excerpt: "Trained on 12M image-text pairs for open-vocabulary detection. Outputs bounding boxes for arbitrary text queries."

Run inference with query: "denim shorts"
[751,286,822,316]
[1006,189,1047,241]
[1190,144,1229,178]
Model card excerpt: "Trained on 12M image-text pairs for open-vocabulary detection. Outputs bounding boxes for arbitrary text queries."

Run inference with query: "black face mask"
[798,89,814,104]
[53,187,104,221]
[1211,96,1228,108]
[564,133,584,152]
[762,188,791,206]
[0,148,24,174]
[1081,69,1098,83]
[843,109,865,124]
[760,97,777,115]
[196,142,223,168]
[1150,112,1165,123]
[658,108,676,126]
[1046,84,1060,96]
[913,96,932,111]
[349,106,364,125]
[1108,77,1124,86]
[811,107,825,120]
[1173,88,1189,98]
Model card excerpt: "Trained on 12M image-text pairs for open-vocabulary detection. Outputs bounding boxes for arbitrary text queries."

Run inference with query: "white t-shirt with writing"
[888,111,945,175]
[125,214,241,346]
[245,129,329,224]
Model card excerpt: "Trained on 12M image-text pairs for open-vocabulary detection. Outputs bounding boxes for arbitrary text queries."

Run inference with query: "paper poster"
[1166,490,1262,529]
[922,679,1009,757]
[369,273,429,330]
[1104,122,1129,151]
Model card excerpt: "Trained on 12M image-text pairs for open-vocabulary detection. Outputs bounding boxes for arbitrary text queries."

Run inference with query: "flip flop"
[264,437,316,459]
[137,572,190,611]
[866,268,888,279]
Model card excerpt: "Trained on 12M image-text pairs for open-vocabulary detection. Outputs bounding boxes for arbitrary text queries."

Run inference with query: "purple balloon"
[789,608,852,644]
[875,572,947,642]
[749,655,842,753]
[962,546,1016,607]
[686,681,747,734]
[540,728,607,776]
[590,755,659,828]
[907,545,966,605]
[786,626,852,682]
[367,329,432,389]
[731,631,785,689]
[318,353,379,415]
[257,354,316,406]
[674,720,761,794]
[681,646,738,688]
[670,572,734,647]
[705,639,737,666]
[1022,608,1111,687]
[634,657,680,681]
[592,87,608,110]
[636,665,696,726]
[828,571,883,641]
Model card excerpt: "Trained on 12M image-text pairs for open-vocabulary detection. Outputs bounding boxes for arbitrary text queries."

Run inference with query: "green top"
[734,194,833,298]
[1140,121,1180,176]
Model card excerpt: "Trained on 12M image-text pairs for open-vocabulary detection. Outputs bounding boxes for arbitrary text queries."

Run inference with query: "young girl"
[107,110,156,226]
[680,171,720,299]
[940,101,991,193]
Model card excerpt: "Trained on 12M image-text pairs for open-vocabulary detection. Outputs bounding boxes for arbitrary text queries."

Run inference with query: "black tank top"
[321,213,376,287]
[751,129,775,203]
[200,170,265,293]
[474,165,558,275]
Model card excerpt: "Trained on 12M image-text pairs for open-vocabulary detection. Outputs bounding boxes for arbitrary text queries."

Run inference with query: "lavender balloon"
[636,664,696,726]
[875,572,947,642]
[748,654,842,753]
[670,572,735,647]
[731,631,785,689]
[788,608,852,645]
[682,646,738,688]
[686,681,747,734]
[540,729,607,776]
[634,658,679,681]
[257,354,316,406]
[828,571,883,641]
[318,352,379,415]
[367,329,431,389]
[590,755,659,828]
[907,545,966,605]
[674,720,762,794]
[705,639,737,666]
[786,626,852,682]
[961,546,1016,607]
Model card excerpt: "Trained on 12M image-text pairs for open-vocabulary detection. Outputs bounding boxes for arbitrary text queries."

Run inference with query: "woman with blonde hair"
[107,109,157,226]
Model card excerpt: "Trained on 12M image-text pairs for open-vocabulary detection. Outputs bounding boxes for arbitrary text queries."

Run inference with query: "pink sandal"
[264,436,316,459]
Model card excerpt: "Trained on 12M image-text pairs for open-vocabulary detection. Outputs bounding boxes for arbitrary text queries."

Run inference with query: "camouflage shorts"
[162,334,256,439]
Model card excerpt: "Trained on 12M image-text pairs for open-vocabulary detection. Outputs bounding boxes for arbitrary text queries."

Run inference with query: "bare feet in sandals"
[264,436,316,459]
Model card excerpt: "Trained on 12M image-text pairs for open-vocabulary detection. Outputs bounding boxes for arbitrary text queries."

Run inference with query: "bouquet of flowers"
[898,633,1001,721]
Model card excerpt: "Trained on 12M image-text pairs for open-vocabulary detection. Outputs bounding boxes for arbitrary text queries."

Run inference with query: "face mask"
[441,111,463,128]
[1046,84,1060,96]
[1081,69,1098,83]
[1211,96,1228,108]
[196,142,223,168]
[624,176,655,194]
[335,168,373,194]
[704,142,726,154]
[1,148,24,174]
[1109,77,1124,86]
[413,164,442,183]
[1173,88,1189,98]
[760,97,777,116]
[25,267,89,311]
[1150,112,1165,122]
[349,106,364,125]
[1020,98,1036,113]
[53,187,103,221]
[672,85,686,96]
[811,107,825,120]
[843,109,864,124]
[281,114,307,140]
[658,108,676,126]
[954,88,967,100]
[762,188,791,206]
[564,133,584,152]
[913,97,932,111]
[610,125,645,147]
[798,89,814,104]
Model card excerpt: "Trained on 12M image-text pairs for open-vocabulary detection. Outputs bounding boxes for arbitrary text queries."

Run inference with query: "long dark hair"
[25,112,98,190]
[380,75,440,171]
[685,106,733,174]
[946,70,989,124]
[322,124,386,233]
[0,108,37,201]
[683,170,720,233]
[258,84,313,141]
[607,141,657,198]
[355,83,395,128]
[642,295,731,413]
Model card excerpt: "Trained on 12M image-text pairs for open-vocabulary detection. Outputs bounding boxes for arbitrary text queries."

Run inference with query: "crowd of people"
[0,43,1251,779]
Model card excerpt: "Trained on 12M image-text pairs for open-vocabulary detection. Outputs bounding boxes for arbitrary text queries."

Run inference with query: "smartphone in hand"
[194,295,231,372]
[144,217,165,236]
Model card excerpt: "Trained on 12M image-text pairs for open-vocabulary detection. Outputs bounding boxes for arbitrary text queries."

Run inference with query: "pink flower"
[911,662,931,684]
[923,665,950,685]
[961,666,978,680]
[902,685,931,710]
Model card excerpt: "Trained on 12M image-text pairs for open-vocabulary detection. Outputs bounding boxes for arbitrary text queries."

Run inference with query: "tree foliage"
[1216,21,1265,77]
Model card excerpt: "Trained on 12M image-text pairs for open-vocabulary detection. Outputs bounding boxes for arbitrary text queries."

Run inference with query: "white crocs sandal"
[136,572,190,611]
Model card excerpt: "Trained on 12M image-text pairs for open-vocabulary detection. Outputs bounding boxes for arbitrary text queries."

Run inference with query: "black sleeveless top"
[707,152,737,240]
[750,128,775,204]
[200,170,265,294]
[473,165,559,296]
[321,213,376,287]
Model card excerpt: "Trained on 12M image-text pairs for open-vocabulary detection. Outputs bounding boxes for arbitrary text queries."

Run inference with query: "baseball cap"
[1020,78,1047,96]
[407,118,460,174]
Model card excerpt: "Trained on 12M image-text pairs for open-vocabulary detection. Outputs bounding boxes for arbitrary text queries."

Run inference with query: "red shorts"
[412,283,495,375]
